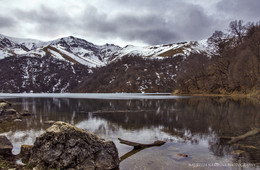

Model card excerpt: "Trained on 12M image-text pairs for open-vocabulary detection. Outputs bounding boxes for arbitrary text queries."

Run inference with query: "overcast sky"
[0,0,259,46]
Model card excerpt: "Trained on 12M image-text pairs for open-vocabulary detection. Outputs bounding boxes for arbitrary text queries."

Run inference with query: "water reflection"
[0,96,260,169]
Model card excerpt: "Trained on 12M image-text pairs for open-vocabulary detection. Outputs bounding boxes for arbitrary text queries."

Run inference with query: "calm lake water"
[0,93,260,170]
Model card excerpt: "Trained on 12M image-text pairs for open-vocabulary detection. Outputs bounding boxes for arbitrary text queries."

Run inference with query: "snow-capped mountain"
[0,34,216,68]
[0,34,121,67]
[109,39,216,62]
[0,34,218,93]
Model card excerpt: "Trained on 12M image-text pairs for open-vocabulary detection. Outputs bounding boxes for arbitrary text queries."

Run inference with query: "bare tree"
[229,20,247,45]
[208,30,225,45]
[246,23,260,59]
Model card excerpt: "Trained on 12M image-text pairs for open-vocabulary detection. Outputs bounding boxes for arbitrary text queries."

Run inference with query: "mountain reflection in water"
[0,95,260,169]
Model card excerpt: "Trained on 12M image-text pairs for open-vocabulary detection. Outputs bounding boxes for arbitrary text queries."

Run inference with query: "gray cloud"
[80,9,179,45]
[14,5,72,37]
[1,0,258,46]
[0,15,15,28]
[217,0,260,21]
[79,2,215,45]
[170,4,214,41]
[9,1,215,45]
[113,14,179,45]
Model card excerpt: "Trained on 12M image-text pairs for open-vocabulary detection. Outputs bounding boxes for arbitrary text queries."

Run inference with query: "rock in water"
[0,101,12,115]
[20,145,33,163]
[28,121,119,170]
[0,135,13,155]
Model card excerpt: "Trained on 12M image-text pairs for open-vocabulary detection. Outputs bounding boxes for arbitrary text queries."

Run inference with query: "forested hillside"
[76,55,183,93]
[0,56,90,93]
[174,20,260,96]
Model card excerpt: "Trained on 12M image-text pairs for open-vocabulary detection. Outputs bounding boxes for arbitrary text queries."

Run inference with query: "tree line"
[175,20,260,95]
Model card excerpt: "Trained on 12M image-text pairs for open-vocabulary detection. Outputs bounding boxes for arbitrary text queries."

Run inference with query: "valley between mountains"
[1,20,260,95]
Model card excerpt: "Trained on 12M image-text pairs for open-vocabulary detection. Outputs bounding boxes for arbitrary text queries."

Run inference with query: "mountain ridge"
[1,20,260,95]
[0,34,122,67]
[0,33,217,93]
[0,34,215,68]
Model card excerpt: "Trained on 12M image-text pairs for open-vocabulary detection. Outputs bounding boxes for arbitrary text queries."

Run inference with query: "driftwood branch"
[118,138,166,163]
[118,138,165,149]
[119,148,144,162]
[220,128,260,144]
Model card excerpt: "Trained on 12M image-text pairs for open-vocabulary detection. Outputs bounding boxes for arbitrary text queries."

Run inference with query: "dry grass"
[172,89,260,99]
[158,48,185,57]
[43,46,79,64]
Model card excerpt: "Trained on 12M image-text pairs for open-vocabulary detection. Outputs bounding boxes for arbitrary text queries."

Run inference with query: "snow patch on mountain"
[0,34,46,50]
[0,34,121,67]
[0,34,216,68]
[111,39,215,62]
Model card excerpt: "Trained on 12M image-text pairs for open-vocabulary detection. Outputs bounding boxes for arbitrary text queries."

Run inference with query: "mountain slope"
[0,34,217,93]
[76,55,183,93]
[108,39,216,63]
[0,34,216,67]
[0,56,90,93]
[0,34,121,67]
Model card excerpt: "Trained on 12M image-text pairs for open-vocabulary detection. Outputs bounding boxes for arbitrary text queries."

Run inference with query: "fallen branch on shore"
[118,138,165,149]
[118,138,166,162]
[119,148,144,162]
[220,128,260,144]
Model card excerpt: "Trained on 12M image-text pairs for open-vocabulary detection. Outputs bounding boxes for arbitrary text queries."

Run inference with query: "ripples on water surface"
[0,93,260,170]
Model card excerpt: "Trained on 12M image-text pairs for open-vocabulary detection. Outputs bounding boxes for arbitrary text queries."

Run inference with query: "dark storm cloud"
[80,3,214,45]
[113,14,179,45]
[217,0,260,21]
[0,16,15,28]
[171,5,214,41]
[5,0,258,45]
[14,5,72,37]
[80,8,179,45]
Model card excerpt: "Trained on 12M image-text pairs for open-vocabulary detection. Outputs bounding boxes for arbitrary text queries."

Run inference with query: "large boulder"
[28,121,119,170]
[0,135,13,155]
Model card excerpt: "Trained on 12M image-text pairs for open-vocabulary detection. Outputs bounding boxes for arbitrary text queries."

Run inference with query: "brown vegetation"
[0,56,89,93]
[76,55,183,93]
[175,20,260,97]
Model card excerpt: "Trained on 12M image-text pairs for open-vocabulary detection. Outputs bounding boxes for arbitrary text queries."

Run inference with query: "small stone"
[14,119,22,122]
[20,110,32,116]
[0,102,12,115]
[4,109,18,115]
[177,153,188,157]
[0,135,13,155]
[0,101,11,109]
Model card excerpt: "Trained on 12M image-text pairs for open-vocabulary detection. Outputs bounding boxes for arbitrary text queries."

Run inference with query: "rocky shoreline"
[0,99,33,124]
[0,100,119,169]
[0,121,119,170]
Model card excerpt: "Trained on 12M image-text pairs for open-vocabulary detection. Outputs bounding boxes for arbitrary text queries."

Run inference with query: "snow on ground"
[1,33,216,67]
[48,49,67,61]
[0,50,12,59]
[25,48,46,58]
[0,34,46,50]
[55,47,99,67]
[13,48,28,55]
[113,39,214,61]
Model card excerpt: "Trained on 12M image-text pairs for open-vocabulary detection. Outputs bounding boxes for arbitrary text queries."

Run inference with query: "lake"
[0,93,260,170]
